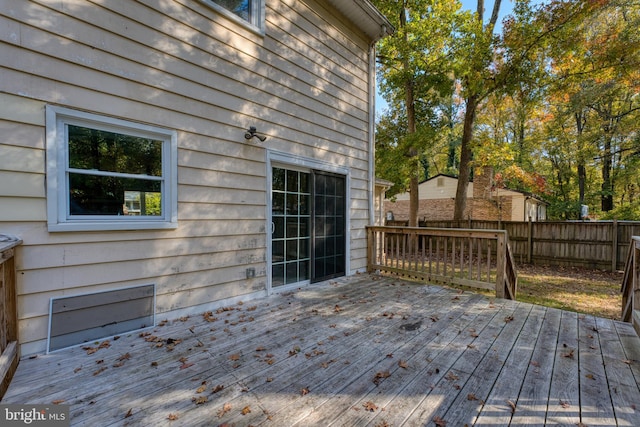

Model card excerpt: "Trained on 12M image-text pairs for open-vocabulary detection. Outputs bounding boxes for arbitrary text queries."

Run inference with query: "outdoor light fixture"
[244,126,266,142]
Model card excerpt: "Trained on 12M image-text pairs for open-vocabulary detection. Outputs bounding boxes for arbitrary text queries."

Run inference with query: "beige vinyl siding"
[1,0,374,354]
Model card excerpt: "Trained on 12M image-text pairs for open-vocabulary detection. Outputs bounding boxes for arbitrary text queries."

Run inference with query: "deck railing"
[621,237,640,336]
[367,226,517,300]
[0,234,21,398]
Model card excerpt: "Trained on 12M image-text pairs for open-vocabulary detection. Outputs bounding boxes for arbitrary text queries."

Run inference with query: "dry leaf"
[334,305,342,312]
[256,346,266,352]
[560,400,570,408]
[373,371,391,385]
[167,413,179,421]
[180,362,194,370]
[563,349,575,359]
[196,385,207,393]
[124,408,133,418]
[507,400,516,414]
[93,367,107,376]
[445,372,459,381]
[193,396,208,405]
[398,360,408,369]
[229,353,241,361]
[52,399,65,405]
[301,387,310,396]
[73,367,82,373]
[212,384,225,394]
[241,406,251,415]
[363,401,378,412]
[586,373,595,380]
[433,415,447,426]
[467,394,478,401]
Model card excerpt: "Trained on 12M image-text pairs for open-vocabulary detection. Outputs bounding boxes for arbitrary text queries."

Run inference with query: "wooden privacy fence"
[387,220,640,271]
[621,237,640,336]
[367,226,517,300]
[0,234,20,398]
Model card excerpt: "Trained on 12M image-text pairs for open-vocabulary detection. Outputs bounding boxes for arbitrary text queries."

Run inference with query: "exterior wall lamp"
[244,126,267,142]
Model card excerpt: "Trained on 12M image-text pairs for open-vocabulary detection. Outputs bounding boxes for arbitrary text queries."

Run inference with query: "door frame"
[266,150,351,294]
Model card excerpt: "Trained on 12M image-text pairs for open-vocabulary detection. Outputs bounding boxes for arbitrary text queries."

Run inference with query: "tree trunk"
[405,78,419,227]
[601,134,613,211]
[454,95,478,221]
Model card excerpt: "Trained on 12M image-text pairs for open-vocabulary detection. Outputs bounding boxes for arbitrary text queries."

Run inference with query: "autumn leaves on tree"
[374,0,640,220]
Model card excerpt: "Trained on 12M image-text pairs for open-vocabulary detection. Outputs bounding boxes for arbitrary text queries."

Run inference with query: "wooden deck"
[4,274,640,426]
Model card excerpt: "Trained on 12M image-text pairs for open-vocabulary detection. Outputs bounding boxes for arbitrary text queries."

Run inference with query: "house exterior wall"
[0,0,379,355]
[384,170,545,222]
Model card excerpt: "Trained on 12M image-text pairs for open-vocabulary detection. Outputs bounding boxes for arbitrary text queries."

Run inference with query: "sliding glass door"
[271,167,345,287]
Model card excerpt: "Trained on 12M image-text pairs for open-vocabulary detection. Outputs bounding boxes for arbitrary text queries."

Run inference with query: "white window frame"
[46,106,178,232]
[201,0,265,34]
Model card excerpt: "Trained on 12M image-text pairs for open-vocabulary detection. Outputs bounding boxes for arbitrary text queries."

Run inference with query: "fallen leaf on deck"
[212,384,225,393]
[229,353,241,361]
[193,396,208,405]
[241,406,251,415]
[363,401,378,412]
[93,367,107,376]
[301,387,310,395]
[73,367,82,373]
[256,346,266,352]
[467,393,478,401]
[559,400,570,408]
[52,399,65,405]
[586,373,595,380]
[196,385,207,393]
[180,362,194,370]
[373,371,391,385]
[504,316,514,323]
[117,353,131,361]
[398,360,408,369]
[507,400,516,414]
[445,372,459,381]
[124,408,133,418]
[433,415,447,426]
[217,403,232,418]
[167,413,179,421]
[563,349,575,359]
[334,305,342,312]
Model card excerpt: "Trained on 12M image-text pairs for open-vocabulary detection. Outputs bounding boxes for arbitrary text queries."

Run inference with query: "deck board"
[3,274,640,426]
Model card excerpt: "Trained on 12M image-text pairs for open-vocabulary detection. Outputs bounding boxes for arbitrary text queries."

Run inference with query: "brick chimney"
[473,166,494,200]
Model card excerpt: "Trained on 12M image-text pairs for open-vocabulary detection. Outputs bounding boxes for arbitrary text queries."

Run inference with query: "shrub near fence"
[386,220,640,272]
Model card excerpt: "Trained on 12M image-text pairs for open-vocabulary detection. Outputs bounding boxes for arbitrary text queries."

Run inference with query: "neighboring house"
[0,0,391,355]
[385,168,547,222]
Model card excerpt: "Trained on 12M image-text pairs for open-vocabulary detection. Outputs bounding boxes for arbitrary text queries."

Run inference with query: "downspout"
[367,39,377,226]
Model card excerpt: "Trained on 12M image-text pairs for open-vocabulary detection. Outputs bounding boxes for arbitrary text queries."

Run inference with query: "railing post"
[0,234,21,399]
[496,232,506,299]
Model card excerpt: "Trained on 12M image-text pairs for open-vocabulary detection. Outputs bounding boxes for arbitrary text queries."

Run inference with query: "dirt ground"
[515,264,623,320]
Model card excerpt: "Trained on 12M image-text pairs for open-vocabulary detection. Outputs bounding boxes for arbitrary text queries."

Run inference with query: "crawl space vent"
[48,284,155,352]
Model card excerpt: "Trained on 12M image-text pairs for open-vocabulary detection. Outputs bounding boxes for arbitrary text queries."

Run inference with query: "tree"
[451,0,503,220]
[540,0,640,214]
[373,0,465,226]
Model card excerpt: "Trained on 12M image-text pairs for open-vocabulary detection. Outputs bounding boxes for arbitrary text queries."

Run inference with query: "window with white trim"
[203,0,264,32]
[46,106,178,232]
